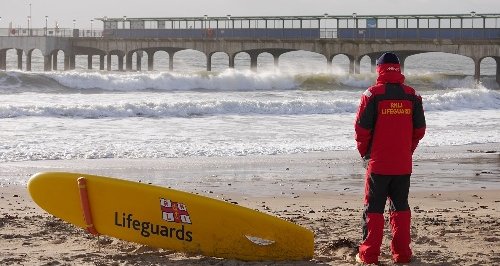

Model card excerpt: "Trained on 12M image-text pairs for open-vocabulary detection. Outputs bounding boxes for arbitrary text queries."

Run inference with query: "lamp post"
[352,12,358,28]
[470,11,476,28]
[226,14,231,29]
[28,16,31,35]
[103,16,108,31]
[73,19,76,30]
[123,16,127,30]
[45,16,48,35]
[90,19,93,36]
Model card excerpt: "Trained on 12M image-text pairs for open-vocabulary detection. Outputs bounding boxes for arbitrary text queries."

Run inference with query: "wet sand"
[1,144,499,265]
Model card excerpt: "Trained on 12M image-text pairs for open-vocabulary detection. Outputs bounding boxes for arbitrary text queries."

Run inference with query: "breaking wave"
[1,69,497,93]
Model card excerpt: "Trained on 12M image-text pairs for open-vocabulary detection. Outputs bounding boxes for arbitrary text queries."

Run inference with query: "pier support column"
[70,55,76,70]
[125,53,132,71]
[136,51,143,71]
[349,58,355,74]
[99,55,105,70]
[107,54,112,71]
[326,57,332,70]
[495,57,500,86]
[43,55,52,71]
[147,51,154,71]
[64,55,70,70]
[273,55,279,68]
[474,58,481,83]
[17,49,23,70]
[26,51,32,71]
[249,53,258,71]
[206,54,212,71]
[270,51,284,69]
[168,51,174,71]
[118,55,124,71]
[371,57,377,73]
[229,54,235,69]
[354,57,361,74]
[399,55,407,74]
[53,53,58,71]
[0,50,6,70]
[88,55,93,70]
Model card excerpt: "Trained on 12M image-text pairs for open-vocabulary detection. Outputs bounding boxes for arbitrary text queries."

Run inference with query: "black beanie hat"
[376,52,400,65]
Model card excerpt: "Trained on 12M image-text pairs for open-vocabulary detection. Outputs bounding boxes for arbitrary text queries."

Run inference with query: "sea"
[0,50,499,193]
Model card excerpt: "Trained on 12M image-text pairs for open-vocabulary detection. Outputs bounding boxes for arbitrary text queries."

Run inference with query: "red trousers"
[358,171,412,264]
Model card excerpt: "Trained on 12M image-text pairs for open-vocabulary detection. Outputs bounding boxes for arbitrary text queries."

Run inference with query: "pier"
[0,13,499,83]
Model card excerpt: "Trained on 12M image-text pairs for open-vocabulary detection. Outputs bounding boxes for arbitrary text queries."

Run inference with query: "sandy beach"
[1,144,499,265]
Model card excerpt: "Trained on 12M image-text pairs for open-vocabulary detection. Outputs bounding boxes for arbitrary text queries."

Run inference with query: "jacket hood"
[376,63,405,84]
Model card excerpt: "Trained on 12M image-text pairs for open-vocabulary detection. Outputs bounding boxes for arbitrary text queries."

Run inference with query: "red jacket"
[355,63,426,175]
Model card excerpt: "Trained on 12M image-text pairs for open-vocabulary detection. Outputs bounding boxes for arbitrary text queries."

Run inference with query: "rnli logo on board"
[160,198,192,224]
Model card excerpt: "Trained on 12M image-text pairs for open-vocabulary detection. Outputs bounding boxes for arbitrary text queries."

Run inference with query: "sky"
[1,0,499,29]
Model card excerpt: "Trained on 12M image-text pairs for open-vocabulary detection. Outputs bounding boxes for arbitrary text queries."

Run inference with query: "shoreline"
[1,143,499,195]
[1,143,500,265]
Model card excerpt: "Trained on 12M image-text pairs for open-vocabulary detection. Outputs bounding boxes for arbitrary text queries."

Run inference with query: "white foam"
[423,86,500,111]
[0,89,360,118]
[44,69,299,91]
[1,85,498,119]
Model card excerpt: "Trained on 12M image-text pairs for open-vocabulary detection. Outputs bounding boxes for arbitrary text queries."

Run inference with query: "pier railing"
[2,13,499,41]
[0,28,102,37]
[1,27,498,40]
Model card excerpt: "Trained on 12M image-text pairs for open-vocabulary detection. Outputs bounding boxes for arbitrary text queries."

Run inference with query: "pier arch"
[46,49,67,71]
[234,52,251,70]
[3,49,26,70]
[26,49,45,72]
[151,50,170,72]
[280,50,327,73]
[404,52,475,77]
[75,55,89,69]
[478,56,499,86]
[358,55,373,74]
[479,57,497,76]
[0,48,21,70]
[173,49,205,72]
[107,50,126,71]
[256,52,274,71]
[209,52,230,72]
[73,47,107,70]
[89,54,105,70]
[125,49,149,71]
[330,54,352,74]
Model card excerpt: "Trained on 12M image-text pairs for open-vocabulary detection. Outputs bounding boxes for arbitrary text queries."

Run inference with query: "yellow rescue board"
[28,172,314,261]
